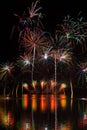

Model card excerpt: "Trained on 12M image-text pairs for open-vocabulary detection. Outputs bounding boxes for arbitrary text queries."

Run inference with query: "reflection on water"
[0,94,87,130]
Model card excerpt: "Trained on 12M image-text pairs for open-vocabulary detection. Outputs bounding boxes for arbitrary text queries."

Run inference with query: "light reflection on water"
[0,94,87,130]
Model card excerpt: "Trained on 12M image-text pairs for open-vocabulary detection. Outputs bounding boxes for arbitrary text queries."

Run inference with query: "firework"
[50,48,73,66]
[56,14,87,49]
[0,62,14,81]
[0,62,14,96]
[77,62,87,85]
[10,0,43,41]
[19,26,53,81]
[1,0,87,96]
[16,53,32,72]
[28,0,42,19]
[50,48,72,89]
[32,80,37,90]
[23,0,43,28]
[19,27,53,55]
[10,13,28,40]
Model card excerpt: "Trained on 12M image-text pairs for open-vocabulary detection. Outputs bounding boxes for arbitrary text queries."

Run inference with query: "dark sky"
[0,0,87,62]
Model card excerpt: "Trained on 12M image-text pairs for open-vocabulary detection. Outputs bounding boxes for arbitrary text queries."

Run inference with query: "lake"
[0,94,87,130]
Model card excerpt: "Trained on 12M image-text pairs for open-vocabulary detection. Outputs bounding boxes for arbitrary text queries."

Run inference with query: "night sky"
[0,0,87,62]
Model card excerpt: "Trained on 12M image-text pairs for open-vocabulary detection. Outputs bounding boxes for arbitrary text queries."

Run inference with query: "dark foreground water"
[0,94,87,130]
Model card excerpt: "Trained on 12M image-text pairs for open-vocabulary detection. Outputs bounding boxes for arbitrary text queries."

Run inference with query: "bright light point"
[6,96,10,100]
[61,83,67,88]
[66,33,70,38]
[44,53,48,59]
[60,55,66,61]
[40,80,46,89]
[24,60,30,65]
[83,67,87,73]
[50,80,56,88]
[22,83,28,88]
[3,65,11,73]
[32,80,37,89]
[59,83,67,91]
[4,66,9,71]
[45,127,48,130]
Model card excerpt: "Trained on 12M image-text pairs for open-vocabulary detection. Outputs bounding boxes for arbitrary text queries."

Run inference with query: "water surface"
[0,94,87,130]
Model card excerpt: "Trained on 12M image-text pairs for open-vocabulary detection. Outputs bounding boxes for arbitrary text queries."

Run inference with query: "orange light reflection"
[22,94,29,109]
[50,94,57,112]
[59,94,67,109]
[40,95,47,112]
[31,94,37,111]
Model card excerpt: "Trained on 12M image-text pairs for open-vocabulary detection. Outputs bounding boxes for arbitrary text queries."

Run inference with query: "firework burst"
[19,26,53,81]
[10,0,43,41]
[0,62,14,81]
[56,14,87,49]
[28,0,42,19]
[16,53,33,72]
[23,0,43,28]
[19,27,53,56]
[0,62,14,96]
[77,62,87,85]
[49,48,73,66]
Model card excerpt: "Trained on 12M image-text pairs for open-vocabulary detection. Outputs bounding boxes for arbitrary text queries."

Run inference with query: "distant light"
[6,96,10,100]
[22,83,29,89]
[83,67,87,73]
[24,60,30,65]
[60,55,66,61]
[59,83,67,91]
[44,53,48,59]
[66,33,70,39]
[45,127,48,130]
[4,65,9,70]
[61,83,67,88]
